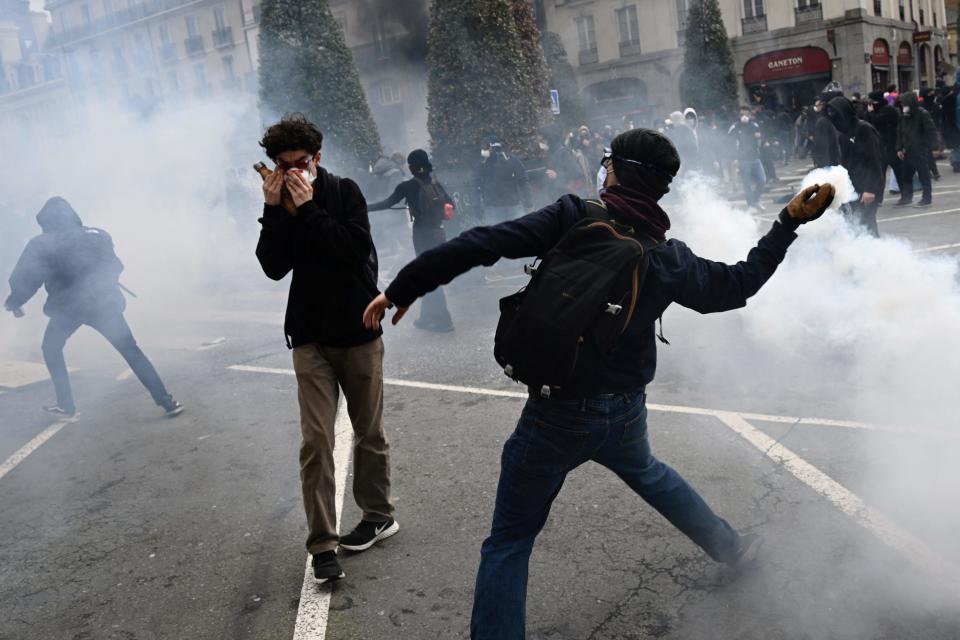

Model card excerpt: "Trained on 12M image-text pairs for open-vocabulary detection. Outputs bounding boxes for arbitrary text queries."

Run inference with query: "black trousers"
[412,226,453,329]
[900,150,933,203]
[878,151,903,204]
[42,309,172,412]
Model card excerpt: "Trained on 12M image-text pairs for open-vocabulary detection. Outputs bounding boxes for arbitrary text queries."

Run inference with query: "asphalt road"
[2,159,960,640]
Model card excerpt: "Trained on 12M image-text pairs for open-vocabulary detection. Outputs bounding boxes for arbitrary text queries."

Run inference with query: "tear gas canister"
[253,162,299,215]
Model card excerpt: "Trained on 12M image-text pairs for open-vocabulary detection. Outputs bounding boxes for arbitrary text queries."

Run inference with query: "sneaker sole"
[315,571,346,584]
[165,406,185,418]
[339,521,400,552]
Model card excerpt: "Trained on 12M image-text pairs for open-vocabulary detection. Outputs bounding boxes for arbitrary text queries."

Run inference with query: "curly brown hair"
[259,113,324,160]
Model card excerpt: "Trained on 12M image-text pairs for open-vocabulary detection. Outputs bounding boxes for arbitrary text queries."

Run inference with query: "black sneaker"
[43,405,75,417]
[915,200,933,208]
[339,518,399,552]
[726,533,764,569]
[162,400,184,418]
[312,550,345,583]
[894,198,912,207]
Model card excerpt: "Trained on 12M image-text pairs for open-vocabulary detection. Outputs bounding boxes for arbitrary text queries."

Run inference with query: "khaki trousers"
[292,337,393,554]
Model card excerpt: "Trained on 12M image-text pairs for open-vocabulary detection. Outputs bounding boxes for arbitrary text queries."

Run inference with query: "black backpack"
[415,180,450,225]
[493,200,659,398]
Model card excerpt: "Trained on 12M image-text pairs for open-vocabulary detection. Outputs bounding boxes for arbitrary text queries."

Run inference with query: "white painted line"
[197,337,227,351]
[879,206,960,224]
[292,400,353,640]
[0,416,79,483]
[116,368,134,382]
[915,242,960,254]
[228,366,954,437]
[715,411,960,594]
[0,360,54,389]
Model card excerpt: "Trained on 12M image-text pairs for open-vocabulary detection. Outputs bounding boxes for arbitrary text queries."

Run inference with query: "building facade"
[543,0,950,125]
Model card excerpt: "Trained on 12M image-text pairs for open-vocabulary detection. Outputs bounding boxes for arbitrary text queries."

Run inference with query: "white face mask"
[481,149,491,159]
[596,164,608,196]
[903,106,911,115]
[740,115,750,123]
[538,142,549,151]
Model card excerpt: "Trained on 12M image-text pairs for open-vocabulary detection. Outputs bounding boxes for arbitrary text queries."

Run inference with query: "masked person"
[812,98,841,168]
[363,128,835,640]
[896,91,940,207]
[729,106,767,210]
[825,96,885,236]
[867,90,903,203]
[475,135,532,225]
[255,114,397,585]
[4,197,183,418]
[368,149,454,333]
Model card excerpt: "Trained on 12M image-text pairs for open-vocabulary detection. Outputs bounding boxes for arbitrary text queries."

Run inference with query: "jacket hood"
[826,96,857,135]
[900,91,919,110]
[36,197,82,232]
[682,107,698,129]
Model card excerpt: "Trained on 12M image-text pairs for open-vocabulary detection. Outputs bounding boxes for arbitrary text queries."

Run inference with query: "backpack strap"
[583,198,611,221]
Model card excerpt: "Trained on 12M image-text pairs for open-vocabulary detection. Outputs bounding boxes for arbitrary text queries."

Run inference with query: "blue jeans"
[470,392,740,640]
[739,158,767,208]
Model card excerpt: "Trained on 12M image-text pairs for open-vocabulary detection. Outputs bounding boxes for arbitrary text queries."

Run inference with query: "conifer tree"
[680,0,738,115]
[427,0,546,170]
[542,31,585,130]
[258,0,381,171]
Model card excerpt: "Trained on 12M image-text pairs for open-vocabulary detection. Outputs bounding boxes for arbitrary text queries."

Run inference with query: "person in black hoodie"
[866,90,902,204]
[255,114,398,585]
[368,149,454,332]
[362,128,835,640]
[4,197,182,417]
[812,98,841,168]
[825,96,885,236]
[896,91,940,207]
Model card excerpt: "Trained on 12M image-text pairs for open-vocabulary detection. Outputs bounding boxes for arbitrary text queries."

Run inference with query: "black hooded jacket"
[826,97,885,197]
[5,197,125,317]
[897,91,940,154]
[812,113,840,168]
[866,99,901,156]
[256,167,382,348]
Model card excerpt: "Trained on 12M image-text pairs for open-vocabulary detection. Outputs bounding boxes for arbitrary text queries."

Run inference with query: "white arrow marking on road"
[0,416,79,483]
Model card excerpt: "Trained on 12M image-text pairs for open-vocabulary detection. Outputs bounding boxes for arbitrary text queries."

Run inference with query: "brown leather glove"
[780,184,836,228]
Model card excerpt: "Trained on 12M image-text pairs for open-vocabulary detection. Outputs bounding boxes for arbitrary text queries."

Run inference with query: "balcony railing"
[47,0,203,47]
[213,26,233,48]
[185,35,205,57]
[579,48,599,65]
[619,40,641,57]
[795,4,823,25]
[741,14,768,34]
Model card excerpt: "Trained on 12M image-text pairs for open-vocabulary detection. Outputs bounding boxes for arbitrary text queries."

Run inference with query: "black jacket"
[897,92,940,154]
[5,197,125,317]
[727,120,762,161]
[385,195,797,395]
[475,152,532,208]
[827,97,885,197]
[867,103,901,156]
[368,175,453,230]
[813,114,840,168]
[256,168,382,348]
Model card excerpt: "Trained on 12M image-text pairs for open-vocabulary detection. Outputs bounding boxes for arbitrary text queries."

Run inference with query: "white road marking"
[0,416,79,483]
[879,206,960,223]
[0,360,55,389]
[915,242,960,253]
[292,399,352,640]
[196,337,227,351]
[715,412,960,593]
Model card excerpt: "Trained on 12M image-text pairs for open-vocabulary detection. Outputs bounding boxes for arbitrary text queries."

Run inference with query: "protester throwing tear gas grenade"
[368,149,455,333]
[255,113,398,585]
[363,128,835,639]
[824,96,885,237]
[3,197,183,418]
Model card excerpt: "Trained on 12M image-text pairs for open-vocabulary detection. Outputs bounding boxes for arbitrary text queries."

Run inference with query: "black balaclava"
[826,96,856,136]
[36,197,83,233]
[609,128,681,200]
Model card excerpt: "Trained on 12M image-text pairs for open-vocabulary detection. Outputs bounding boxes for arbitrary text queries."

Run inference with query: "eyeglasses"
[276,156,312,171]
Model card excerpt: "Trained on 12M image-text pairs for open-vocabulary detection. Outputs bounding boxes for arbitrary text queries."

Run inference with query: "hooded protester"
[919,87,942,180]
[812,98,841,168]
[825,97,885,236]
[667,109,698,171]
[4,197,183,417]
[896,91,940,207]
[728,105,767,209]
[940,82,960,172]
[867,89,903,202]
[363,128,835,640]
[368,150,455,333]
[475,135,532,224]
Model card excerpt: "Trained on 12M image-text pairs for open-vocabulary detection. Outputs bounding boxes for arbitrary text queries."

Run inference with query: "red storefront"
[743,47,833,109]
[871,39,891,91]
